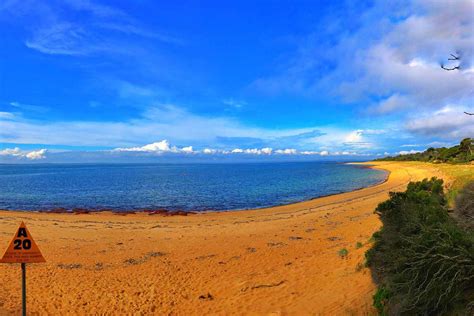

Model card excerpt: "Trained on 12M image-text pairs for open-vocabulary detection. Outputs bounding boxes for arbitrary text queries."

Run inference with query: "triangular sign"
[0,222,45,263]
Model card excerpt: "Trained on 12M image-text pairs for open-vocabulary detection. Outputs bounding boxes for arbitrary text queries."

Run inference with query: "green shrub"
[366,178,474,315]
[338,248,349,258]
[373,287,390,316]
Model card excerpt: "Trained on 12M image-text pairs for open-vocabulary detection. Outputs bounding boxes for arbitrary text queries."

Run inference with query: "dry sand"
[0,161,468,315]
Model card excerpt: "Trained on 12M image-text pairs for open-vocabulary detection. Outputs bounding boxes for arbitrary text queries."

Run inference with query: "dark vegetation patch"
[288,236,303,240]
[366,178,473,315]
[57,263,82,269]
[198,293,214,300]
[454,181,474,230]
[124,251,167,265]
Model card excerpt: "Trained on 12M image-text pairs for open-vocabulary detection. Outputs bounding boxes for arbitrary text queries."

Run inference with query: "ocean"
[0,162,387,212]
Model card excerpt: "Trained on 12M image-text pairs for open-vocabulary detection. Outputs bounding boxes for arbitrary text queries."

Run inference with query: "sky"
[0,0,473,163]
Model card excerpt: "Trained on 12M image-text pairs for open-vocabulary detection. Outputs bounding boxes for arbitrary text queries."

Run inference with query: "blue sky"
[0,0,473,162]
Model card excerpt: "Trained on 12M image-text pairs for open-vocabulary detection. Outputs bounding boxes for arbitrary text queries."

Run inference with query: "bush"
[455,181,474,230]
[373,287,390,315]
[338,248,349,258]
[366,178,474,315]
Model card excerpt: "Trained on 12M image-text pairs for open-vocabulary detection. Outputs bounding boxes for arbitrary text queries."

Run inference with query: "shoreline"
[0,161,390,215]
[0,161,465,315]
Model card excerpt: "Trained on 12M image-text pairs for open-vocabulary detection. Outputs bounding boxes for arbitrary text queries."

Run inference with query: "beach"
[0,161,470,315]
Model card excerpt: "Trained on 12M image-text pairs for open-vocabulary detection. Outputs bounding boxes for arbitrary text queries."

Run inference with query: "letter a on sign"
[0,222,45,263]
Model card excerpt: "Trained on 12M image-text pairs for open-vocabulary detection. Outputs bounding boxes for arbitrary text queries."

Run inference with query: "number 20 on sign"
[0,222,46,316]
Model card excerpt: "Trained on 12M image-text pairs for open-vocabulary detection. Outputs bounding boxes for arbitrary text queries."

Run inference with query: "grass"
[379,161,473,207]
[338,248,349,258]
[435,164,474,206]
[355,241,363,249]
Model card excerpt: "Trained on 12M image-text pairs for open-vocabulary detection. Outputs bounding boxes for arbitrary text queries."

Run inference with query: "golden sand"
[0,161,470,315]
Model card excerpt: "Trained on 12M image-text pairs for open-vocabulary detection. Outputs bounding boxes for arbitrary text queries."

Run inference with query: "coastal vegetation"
[366,178,474,315]
[377,138,473,164]
[454,181,474,230]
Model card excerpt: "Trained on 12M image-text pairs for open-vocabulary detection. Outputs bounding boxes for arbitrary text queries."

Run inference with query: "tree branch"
[441,65,460,71]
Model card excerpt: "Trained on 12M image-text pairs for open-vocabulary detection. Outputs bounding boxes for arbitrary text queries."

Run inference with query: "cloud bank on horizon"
[0,0,473,163]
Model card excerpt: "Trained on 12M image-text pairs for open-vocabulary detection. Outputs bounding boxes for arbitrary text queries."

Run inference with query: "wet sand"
[0,161,466,315]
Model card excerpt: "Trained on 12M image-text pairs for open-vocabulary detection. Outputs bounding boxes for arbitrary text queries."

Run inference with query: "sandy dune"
[0,162,464,315]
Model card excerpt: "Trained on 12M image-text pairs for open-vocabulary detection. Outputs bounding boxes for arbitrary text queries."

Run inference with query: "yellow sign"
[0,222,45,263]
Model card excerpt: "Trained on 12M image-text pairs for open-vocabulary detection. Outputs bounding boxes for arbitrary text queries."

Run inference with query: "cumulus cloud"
[114,140,195,154]
[300,151,319,155]
[236,148,273,155]
[275,149,297,155]
[25,149,47,160]
[398,150,422,155]
[202,148,217,154]
[181,146,194,153]
[405,105,474,139]
[0,148,47,160]
[340,1,473,112]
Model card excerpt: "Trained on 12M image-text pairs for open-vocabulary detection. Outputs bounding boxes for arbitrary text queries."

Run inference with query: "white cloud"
[345,130,363,143]
[0,148,23,157]
[239,148,273,155]
[320,150,329,156]
[0,148,47,160]
[202,148,216,154]
[181,146,194,153]
[398,150,422,155]
[114,140,173,152]
[406,105,474,139]
[275,148,297,155]
[114,140,197,154]
[25,149,47,160]
[300,151,319,155]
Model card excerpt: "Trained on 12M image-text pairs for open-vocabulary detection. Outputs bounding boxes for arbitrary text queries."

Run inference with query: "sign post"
[0,222,45,316]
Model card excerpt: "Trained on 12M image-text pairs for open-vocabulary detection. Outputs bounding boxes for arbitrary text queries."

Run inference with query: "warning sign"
[0,222,45,263]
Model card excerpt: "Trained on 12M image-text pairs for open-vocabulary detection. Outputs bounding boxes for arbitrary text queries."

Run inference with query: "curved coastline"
[0,161,463,315]
[2,162,390,214]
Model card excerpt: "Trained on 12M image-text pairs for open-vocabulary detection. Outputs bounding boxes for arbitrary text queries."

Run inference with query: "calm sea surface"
[0,162,387,211]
